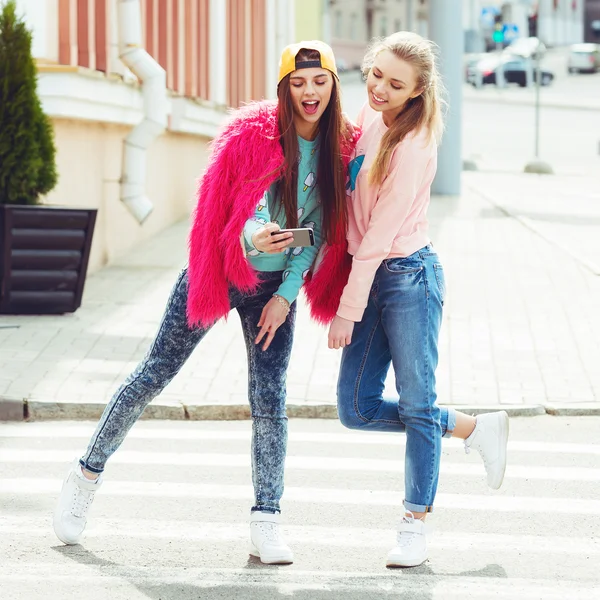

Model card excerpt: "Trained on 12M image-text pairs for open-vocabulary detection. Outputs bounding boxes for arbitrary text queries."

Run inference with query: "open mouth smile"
[371,92,386,105]
[302,100,320,115]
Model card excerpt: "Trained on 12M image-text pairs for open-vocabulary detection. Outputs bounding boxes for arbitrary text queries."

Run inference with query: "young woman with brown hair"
[53,41,358,566]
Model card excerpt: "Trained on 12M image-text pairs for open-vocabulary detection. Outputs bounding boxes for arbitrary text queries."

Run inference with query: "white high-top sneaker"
[464,411,509,490]
[386,512,428,568]
[53,459,102,545]
[249,511,293,565]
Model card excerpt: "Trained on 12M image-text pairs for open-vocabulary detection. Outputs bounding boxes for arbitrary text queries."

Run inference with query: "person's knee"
[398,398,440,426]
[251,395,287,421]
[338,409,365,430]
[337,390,366,430]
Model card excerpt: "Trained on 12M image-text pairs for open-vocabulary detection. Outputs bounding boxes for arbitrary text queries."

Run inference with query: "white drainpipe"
[117,0,168,223]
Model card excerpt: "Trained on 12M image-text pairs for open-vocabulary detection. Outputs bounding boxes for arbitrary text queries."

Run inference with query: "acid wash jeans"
[337,245,455,514]
[80,268,296,514]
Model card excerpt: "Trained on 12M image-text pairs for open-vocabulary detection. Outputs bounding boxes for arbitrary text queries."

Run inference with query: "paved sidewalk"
[1,172,599,421]
[464,172,600,275]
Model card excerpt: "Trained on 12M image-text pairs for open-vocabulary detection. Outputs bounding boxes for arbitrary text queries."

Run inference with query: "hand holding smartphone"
[271,227,315,247]
[251,223,293,253]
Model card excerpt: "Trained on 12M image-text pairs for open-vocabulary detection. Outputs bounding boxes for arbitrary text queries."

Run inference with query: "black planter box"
[0,205,97,314]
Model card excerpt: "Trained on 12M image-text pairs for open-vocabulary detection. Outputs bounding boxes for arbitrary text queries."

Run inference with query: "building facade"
[295,0,323,42]
[535,0,584,45]
[326,0,411,69]
[584,0,600,41]
[14,0,294,272]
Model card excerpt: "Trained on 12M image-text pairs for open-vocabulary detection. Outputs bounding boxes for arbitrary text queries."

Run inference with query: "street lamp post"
[524,2,553,175]
[429,0,463,195]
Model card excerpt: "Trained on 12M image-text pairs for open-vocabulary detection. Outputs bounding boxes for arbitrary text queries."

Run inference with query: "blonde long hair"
[362,32,446,186]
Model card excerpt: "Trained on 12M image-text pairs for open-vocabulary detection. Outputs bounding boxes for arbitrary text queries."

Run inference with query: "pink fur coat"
[186,100,359,328]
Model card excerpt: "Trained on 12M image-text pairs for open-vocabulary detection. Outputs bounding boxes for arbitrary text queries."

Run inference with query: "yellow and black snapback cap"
[278,40,338,84]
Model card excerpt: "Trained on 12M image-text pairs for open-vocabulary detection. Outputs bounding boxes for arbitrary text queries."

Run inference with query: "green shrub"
[0,0,57,205]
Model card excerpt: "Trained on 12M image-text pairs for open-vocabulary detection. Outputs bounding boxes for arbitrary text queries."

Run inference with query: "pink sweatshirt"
[337,103,438,322]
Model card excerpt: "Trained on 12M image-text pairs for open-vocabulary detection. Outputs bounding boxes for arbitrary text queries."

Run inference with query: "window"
[350,13,358,39]
[380,16,387,36]
[334,11,343,38]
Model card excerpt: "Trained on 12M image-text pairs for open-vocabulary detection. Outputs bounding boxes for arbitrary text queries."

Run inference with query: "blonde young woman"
[326,33,509,567]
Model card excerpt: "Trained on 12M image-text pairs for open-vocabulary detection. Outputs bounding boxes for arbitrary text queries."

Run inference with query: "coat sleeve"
[186,127,242,327]
[186,103,283,326]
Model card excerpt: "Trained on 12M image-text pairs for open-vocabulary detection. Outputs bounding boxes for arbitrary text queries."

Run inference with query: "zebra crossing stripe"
[0,516,598,556]
[1,478,600,515]
[1,448,599,482]
[0,563,598,599]
[1,424,599,456]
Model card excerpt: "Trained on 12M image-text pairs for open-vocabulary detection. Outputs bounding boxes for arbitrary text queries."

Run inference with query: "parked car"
[567,43,600,73]
[467,54,554,87]
[503,36,546,59]
[464,53,485,81]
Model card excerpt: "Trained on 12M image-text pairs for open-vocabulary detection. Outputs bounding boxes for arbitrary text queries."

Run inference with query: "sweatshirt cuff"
[336,303,364,323]
[243,220,263,251]
[275,282,299,305]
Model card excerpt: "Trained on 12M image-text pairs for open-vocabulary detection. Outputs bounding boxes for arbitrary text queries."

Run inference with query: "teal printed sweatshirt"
[242,135,322,305]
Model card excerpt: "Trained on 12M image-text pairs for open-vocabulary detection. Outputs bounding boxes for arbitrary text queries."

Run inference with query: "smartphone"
[271,227,315,247]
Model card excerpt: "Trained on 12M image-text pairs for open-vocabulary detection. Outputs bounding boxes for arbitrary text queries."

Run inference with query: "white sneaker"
[249,511,293,564]
[386,512,428,568]
[464,411,509,490]
[53,460,102,545]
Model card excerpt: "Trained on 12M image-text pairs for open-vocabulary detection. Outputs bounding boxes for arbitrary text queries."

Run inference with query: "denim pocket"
[433,263,446,305]
[383,258,423,275]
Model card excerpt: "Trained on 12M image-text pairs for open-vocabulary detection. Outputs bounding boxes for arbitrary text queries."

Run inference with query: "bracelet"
[273,294,290,314]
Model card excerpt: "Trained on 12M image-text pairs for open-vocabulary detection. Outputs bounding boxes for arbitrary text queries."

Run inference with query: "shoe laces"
[255,521,280,544]
[70,484,94,519]
[395,511,420,547]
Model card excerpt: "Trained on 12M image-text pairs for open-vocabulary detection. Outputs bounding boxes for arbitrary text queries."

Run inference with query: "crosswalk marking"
[0,564,598,599]
[1,420,598,598]
[2,478,600,515]
[1,424,600,455]
[1,516,599,556]
[1,448,599,482]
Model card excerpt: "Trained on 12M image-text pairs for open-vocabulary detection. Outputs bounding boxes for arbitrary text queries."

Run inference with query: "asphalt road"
[340,51,600,176]
[461,100,600,174]
[1,416,599,599]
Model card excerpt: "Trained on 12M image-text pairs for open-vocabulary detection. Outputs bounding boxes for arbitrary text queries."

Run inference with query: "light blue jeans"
[80,269,295,514]
[337,246,455,513]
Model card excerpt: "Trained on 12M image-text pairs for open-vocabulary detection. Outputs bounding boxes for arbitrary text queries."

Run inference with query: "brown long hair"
[362,32,446,186]
[275,49,348,245]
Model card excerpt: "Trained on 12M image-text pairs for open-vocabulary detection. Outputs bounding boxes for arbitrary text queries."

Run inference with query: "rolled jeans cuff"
[404,499,434,514]
[443,406,457,438]
[78,459,103,474]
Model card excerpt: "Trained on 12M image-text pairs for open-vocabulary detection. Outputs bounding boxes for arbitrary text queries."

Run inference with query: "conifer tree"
[0,0,57,205]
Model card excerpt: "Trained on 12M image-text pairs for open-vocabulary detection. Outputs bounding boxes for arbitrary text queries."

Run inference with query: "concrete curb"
[24,400,186,422]
[5,398,599,422]
[545,403,600,416]
[0,398,25,421]
[447,404,547,417]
